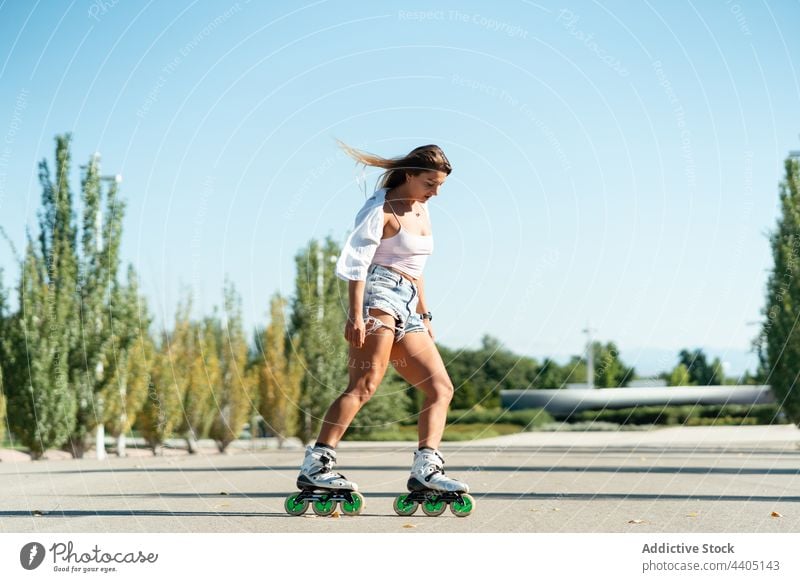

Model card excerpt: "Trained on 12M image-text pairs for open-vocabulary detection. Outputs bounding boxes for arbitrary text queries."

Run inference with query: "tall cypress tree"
[5,135,79,458]
[69,153,102,457]
[135,311,186,455]
[180,312,219,453]
[256,293,303,446]
[290,237,349,442]
[289,237,411,440]
[209,279,255,452]
[165,290,222,453]
[1,258,24,449]
[68,154,128,457]
[101,265,154,456]
[760,154,800,426]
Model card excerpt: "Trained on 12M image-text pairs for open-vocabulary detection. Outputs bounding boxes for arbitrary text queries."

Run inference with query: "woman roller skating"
[284,141,474,518]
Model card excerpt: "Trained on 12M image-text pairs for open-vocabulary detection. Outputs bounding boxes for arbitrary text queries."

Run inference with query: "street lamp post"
[583,323,596,389]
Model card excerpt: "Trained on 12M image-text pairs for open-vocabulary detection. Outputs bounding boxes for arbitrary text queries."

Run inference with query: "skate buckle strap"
[424,460,445,482]
[312,452,339,479]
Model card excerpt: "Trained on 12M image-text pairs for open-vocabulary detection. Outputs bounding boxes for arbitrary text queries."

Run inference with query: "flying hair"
[335,139,452,191]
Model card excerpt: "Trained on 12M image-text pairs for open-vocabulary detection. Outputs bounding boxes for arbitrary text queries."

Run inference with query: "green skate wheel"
[421,496,447,517]
[449,493,475,517]
[312,496,337,516]
[393,494,419,516]
[284,493,309,516]
[341,492,365,516]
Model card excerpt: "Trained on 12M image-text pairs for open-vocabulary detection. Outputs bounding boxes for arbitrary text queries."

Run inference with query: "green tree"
[438,335,541,409]
[709,356,726,385]
[343,370,412,439]
[436,344,477,409]
[168,293,210,453]
[737,369,761,386]
[179,317,218,453]
[209,280,255,452]
[4,135,80,458]
[535,357,568,389]
[288,238,412,440]
[134,332,183,455]
[758,154,800,426]
[593,341,635,387]
[562,354,588,386]
[669,363,691,386]
[678,348,724,386]
[69,154,127,458]
[100,265,153,456]
[256,293,303,446]
[135,313,188,455]
[290,237,348,442]
[1,136,136,458]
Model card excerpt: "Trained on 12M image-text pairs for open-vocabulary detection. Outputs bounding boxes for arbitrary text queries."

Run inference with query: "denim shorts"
[363,263,427,342]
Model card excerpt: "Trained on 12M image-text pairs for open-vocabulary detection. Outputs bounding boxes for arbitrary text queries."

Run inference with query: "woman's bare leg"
[389,330,454,449]
[315,308,396,447]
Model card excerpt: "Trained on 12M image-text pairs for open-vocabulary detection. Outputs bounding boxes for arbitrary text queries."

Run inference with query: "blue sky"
[1,0,798,377]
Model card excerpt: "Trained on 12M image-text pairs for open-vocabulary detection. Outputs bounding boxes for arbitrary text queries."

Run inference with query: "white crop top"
[335,187,434,281]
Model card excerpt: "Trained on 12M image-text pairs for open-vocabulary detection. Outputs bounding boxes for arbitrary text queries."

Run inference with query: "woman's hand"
[345,313,366,348]
[423,318,434,340]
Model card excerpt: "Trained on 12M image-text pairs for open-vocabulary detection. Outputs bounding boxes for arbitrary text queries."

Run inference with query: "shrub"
[573,403,781,426]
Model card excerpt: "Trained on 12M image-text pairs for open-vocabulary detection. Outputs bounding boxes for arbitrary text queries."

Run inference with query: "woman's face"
[405,170,448,202]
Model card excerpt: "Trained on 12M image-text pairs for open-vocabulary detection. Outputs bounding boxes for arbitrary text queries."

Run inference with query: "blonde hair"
[336,139,452,191]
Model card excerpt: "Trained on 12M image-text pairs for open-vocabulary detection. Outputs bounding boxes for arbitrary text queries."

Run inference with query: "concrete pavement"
[1,425,798,533]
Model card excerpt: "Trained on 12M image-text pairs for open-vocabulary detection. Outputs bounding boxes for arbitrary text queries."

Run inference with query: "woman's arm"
[348,279,366,320]
[345,279,367,348]
[416,274,429,314]
[415,275,434,339]
[343,210,388,348]
[348,209,387,315]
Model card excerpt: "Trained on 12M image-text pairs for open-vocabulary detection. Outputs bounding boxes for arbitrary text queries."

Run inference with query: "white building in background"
[501,385,774,418]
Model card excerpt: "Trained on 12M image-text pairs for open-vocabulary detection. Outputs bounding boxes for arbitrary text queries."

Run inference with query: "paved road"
[1,426,798,533]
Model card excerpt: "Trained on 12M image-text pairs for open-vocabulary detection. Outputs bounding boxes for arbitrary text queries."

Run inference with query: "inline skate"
[392,448,475,517]
[284,445,365,516]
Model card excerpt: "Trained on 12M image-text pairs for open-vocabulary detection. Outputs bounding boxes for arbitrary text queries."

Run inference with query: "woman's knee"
[345,372,385,404]
[426,379,454,403]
